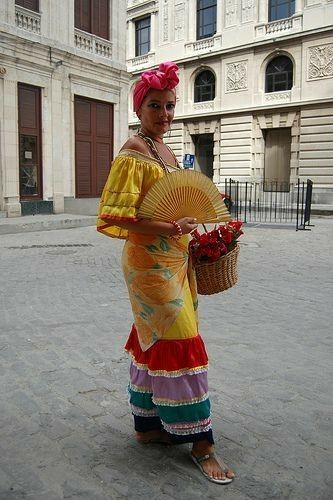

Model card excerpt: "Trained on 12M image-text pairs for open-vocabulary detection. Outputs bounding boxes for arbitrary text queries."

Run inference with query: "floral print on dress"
[122,233,197,351]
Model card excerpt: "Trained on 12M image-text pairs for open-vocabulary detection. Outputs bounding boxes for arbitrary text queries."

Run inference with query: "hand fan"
[138,170,231,223]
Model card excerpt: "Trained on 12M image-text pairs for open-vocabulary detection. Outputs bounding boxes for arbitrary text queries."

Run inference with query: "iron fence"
[222,178,313,231]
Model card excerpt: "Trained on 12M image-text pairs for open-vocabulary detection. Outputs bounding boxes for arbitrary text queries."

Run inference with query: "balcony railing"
[15,5,41,34]
[266,17,293,34]
[74,29,113,59]
[127,52,155,71]
[255,15,302,38]
[185,35,222,54]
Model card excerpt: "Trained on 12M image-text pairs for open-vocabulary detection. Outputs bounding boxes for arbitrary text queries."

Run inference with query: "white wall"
[0,0,129,216]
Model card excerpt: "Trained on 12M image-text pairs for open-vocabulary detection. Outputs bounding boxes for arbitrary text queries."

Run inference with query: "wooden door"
[264,128,291,191]
[18,83,42,200]
[75,96,113,197]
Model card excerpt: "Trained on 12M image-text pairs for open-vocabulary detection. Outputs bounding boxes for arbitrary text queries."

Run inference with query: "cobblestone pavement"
[0,218,332,500]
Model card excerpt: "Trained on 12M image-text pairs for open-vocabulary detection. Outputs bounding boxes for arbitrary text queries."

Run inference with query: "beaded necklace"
[137,130,181,173]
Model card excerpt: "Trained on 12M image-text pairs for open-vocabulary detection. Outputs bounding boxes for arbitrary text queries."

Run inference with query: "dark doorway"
[193,133,214,179]
[75,96,113,198]
[18,83,42,200]
[264,127,291,191]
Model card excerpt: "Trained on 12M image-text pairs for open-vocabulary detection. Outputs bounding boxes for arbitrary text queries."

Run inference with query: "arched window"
[194,70,215,102]
[269,0,295,22]
[265,56,293,93]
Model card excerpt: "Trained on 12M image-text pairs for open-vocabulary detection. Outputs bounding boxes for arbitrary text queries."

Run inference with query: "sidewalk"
[1,210,332,236]
[0,219,332,499]
[0,213,97,235]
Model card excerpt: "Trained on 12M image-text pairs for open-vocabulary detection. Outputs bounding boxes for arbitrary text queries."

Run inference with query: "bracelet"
[169,220,183,240]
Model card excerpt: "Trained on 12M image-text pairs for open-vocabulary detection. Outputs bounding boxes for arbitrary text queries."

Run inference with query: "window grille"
[194,70,215,102]
[265,56,293,93]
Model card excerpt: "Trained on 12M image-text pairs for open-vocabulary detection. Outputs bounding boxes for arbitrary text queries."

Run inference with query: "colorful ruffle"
[125,324,209,376]
[125,325,212,439]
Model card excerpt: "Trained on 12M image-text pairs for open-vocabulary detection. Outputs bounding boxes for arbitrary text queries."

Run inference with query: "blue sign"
[183,154,195,169]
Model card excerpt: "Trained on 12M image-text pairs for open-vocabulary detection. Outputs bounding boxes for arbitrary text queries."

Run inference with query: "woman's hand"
[176,217,198,235]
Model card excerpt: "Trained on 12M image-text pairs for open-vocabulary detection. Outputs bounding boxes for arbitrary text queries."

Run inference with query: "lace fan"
[138,170,231,223]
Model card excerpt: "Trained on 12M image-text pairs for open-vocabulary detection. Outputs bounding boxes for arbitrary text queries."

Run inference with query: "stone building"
[0,0,129,217]
[127,0,333,205]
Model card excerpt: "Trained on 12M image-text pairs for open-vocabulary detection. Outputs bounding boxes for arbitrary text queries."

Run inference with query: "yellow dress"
[97,150,198,352]
[97,150,212,442]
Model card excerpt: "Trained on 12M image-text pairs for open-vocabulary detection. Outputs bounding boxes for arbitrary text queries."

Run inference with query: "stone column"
[187,0,196,41]
[295,0,303,14]
[51,77,64,213]
[259,0,268,22]
[2,76,21,217]
[216,1,223,33]
[150,10,157,52]
[126,19,134,60]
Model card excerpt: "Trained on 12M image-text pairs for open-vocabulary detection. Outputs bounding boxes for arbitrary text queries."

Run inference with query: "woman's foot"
[136,429,170,445]
[191,441,235,483]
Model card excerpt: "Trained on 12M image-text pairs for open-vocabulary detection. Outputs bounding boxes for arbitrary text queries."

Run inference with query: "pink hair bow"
[133,61,179,112]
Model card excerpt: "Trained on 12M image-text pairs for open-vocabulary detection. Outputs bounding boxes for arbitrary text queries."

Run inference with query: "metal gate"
[222,179,313,231]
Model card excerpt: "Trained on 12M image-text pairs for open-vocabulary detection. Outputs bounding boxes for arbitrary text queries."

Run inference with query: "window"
[265,56,293,93]
[15,0,39,12]
[135,16,151,57]
[194,70,215,102]
[269,0,295,22]
[74,0,109,40]
[197,0,217,40]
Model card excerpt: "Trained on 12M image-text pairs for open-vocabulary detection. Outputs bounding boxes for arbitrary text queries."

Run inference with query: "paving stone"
[0,219,332,499]
[10,391,40,415]
[0,463,45,495]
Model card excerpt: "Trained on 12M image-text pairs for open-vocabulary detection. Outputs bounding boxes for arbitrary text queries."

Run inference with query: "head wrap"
[133,61,179,112]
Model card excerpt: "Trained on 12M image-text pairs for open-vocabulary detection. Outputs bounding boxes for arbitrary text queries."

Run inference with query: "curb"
[0,216,97,235]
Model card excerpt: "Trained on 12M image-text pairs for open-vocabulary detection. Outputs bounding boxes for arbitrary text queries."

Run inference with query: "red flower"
[189,220,243,264]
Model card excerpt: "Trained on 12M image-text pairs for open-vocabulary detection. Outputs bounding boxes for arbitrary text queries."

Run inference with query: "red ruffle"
[124,324,209,373]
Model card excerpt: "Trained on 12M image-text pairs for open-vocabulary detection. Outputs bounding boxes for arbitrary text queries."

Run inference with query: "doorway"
[193,133,214,179]
[264,127,291,191]
[74,96,113,197]
[18,84,42,200]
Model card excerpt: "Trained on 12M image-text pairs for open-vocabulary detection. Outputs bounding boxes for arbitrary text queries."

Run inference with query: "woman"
[97,62,235,485]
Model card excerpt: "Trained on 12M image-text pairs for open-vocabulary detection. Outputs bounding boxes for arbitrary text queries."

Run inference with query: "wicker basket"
[194,245,240,295]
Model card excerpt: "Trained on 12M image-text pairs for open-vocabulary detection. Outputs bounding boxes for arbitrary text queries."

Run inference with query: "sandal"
[190,452,234,485]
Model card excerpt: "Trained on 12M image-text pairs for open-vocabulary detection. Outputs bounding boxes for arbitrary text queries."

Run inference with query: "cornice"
[127,1,156,14]
[130,26,333,75]
[127,0,157,20]
[128,97,333,126]
[69,72,129,91]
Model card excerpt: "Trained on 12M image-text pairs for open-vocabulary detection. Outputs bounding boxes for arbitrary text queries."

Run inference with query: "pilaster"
[2,77,21,217]
[50,77,64,213]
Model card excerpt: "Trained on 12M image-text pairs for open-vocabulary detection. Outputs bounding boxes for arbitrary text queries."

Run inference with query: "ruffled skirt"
[125,325,214,444]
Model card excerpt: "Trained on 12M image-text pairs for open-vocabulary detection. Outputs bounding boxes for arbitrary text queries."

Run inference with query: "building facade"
[0,0,129,217]
[127,0,333,205]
